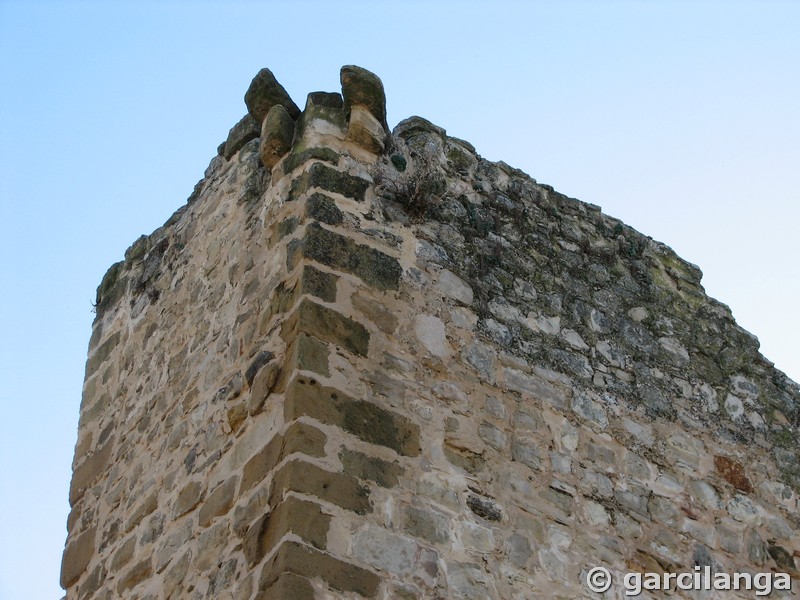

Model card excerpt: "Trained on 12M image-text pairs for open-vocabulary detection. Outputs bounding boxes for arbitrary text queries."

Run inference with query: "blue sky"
[1,1,797,598]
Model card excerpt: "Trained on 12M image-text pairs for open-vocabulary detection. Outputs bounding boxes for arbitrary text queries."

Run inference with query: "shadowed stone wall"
[62,66,799,599]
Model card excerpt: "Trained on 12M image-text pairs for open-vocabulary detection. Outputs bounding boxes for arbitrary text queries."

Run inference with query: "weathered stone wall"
[62,66,799,599]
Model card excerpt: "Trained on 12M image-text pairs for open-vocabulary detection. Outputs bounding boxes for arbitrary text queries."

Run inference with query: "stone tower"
[62,66,799,599]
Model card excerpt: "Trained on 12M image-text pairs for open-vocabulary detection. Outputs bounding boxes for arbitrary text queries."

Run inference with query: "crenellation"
[62,65,798,599]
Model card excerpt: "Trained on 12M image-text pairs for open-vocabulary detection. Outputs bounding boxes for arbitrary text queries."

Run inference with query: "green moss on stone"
[301,223,402,291]
[305,193,344,226]
[277,216,299,240]
[290,163,370,202]
[282,147,340,176]
[285,377,421,457]
[223,113,261,160]
[300,265,338,302]
[446,146,472,172]
[285,299,370,357]
[260,105,295,168]
[340,65,388,131]
[772,427,796,449]
[244,67,300,123]
[95,261,127,316]
[390,154,407,172]
[124,235,148,263]
[295,92,345,137]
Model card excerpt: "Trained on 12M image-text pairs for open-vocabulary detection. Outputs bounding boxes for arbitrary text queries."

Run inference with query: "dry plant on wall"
[374,149,447,220]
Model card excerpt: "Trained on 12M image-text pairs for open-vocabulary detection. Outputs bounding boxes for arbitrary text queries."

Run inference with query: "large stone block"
[240,421,327,494]
[340,65,388,132]
[93,261,126,315]
[243,496,330,565]
[259,104,295,169]
[352,525,438,585]
[714,455,753,493]
[247,357,280,416]
[346,105,386,153]
[290,162,370,202]
[305,192,344,226]
[173,480,204,518]
[125,489,158,532]
[341,448,404,488]
[403,505,451,544]
[293,223,402,291]
[351,292,399,334]
[300,264,338,302]
[270,459,371,515]
[295,91,345,138]
[259,540,381,598]
[244,67,300,123]
[110,535,136,571]
[162,549,191,597]
[60,525,96,588]
[69,437,115,505]
[503,367,570,410]
[282,146,340,176]
[255,572,315,600]
[223,113,260,160]
[285,376,421,457]
[198,476,238,527]
[281,298,370,357]
[85,331,121,379]
[77,562,105,598]
[286,332,330,377]
[116,557,152,594]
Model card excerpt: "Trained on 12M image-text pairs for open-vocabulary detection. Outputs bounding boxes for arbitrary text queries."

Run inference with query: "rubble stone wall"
[62,66,799,599]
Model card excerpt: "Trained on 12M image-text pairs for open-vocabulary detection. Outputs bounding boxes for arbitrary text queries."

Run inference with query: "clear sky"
[0,1,797,598]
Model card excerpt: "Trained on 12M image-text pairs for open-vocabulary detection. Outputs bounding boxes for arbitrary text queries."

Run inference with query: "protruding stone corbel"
[260,105,295,169]
[340,65,388,153]
[296,92,345,141]
[347,106,386,153]
[245,67,301,123]
[222,114,260,160]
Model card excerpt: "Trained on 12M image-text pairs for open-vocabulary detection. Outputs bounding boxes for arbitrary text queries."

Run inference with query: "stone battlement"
[63,66,798,599]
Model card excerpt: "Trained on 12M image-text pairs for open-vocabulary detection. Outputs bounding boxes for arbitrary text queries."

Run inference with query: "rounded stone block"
[223,113,260,160]
[347,105,386,153]
[260,104,295,169]
[245,67,301,123]
[340,65,388,132]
